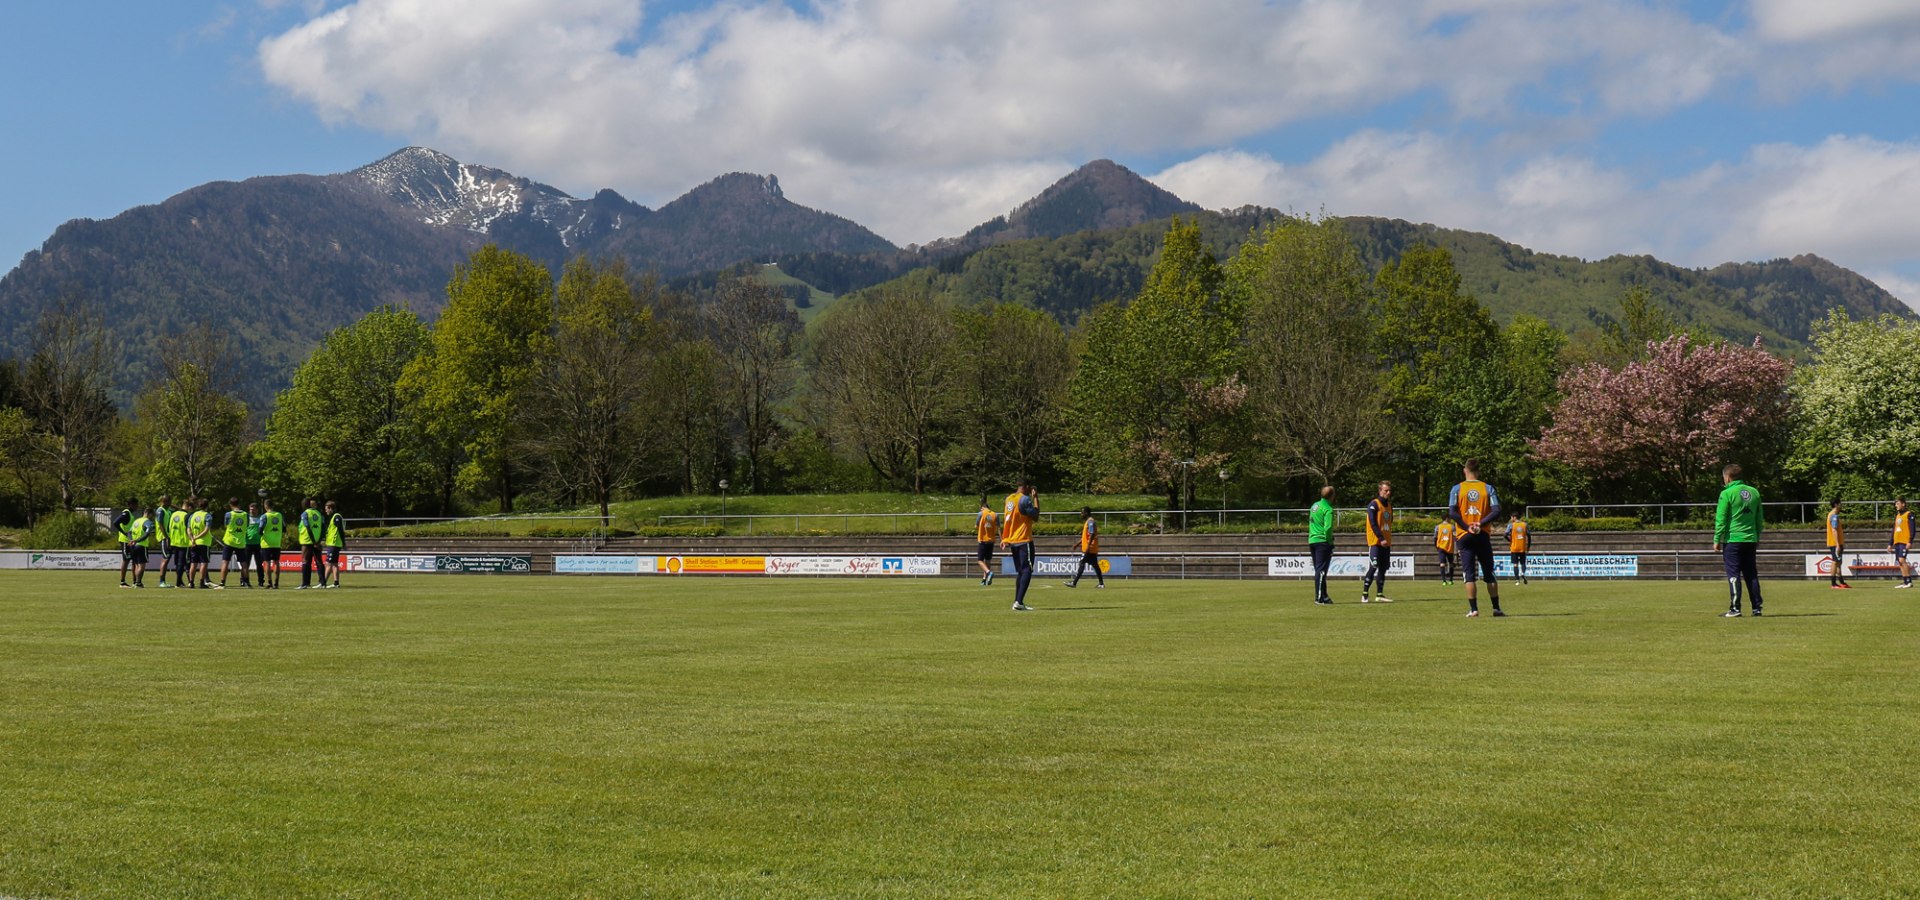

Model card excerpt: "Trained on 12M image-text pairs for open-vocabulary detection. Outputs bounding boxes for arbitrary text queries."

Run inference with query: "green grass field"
[2,573,1915,897]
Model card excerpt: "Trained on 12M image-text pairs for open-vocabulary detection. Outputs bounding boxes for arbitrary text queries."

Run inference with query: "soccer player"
[1447,459,1505,618]
[999,482,1038,611]
[1824,498,1851,589]
[1065,506,1104,589]
[322,500,347,588]
[1361,481,1393,603]
[974,494,999,586]
[128,506,156,588]
[1890,498,1914,589]
[112,501,134,588]
[1505,510,1532,585]
[297,499,324,590]
[1713,464,1764,617]
[1308,486,1335,605]
[259,499,284,590]
[153,494,174,588]
[244,502,263,589]
[1434,520,1458,586]
[164,499,191,589]
[218,497,250,588]
[188,498,214,589]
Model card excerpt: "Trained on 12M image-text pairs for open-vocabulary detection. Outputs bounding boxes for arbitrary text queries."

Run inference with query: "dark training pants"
[1309,541,1334,601]
[1010,542,1034,606]
[1363,545,1391,593]
[302,545,324,587]
[1458,532,1498,585]
[1070,551,1103,586]
[1723,542,1762,612]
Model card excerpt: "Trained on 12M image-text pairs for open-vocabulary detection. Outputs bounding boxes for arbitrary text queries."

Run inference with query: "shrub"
[25,512,102,549]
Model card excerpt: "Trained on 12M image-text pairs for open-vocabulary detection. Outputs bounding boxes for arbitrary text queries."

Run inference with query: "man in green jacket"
[1714,464,1765,617]
[1308,486,1336,605]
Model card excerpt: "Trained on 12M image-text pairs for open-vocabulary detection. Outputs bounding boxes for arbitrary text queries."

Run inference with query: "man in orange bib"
[1890,497,1914,589]
[1447,458,1505,618]
[974,495,1000,586]
[1066,506,1104,589]
[1000,482,1039,611]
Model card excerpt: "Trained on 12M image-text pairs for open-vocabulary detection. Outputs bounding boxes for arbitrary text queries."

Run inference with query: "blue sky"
[7,1,1920,303]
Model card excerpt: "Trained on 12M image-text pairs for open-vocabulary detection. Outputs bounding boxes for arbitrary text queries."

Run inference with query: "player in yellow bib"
[1890,498,1914,589]
[1504,512,1532,585]
[1825,499,1851,589]
[974,496,1000,586]
[1361,481,1393,603]
[1446,459,1506,618]
[1000,482,1038,611]
[1065,507,1104,589]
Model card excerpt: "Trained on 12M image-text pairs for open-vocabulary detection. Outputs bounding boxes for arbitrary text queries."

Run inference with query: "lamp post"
[1176,459,1195,531]
[718,479,730,521]
[1218,468,1230,527]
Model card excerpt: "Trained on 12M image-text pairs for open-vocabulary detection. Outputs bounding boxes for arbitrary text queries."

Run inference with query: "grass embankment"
[1,574,1915,896]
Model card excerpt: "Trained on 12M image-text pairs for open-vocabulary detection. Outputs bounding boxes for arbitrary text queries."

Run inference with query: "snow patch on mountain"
[349,147,596,245]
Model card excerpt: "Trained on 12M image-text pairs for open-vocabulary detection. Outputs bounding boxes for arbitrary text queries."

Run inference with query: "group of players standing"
[1312,459,1522,617]
[971,482,1105,612]
[110,496,349,591]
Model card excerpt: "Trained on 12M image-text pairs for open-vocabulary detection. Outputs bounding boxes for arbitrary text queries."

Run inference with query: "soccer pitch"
[2,574,1915,897]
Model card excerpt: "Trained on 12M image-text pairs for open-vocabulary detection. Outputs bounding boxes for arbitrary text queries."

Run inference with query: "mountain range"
[1,147,1910,407]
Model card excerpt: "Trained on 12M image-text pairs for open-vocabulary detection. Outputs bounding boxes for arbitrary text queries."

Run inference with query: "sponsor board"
[658,555,766,575]
[764,556,942,576]
[0,551,124,570]
[1003,555,1133,577]
[556,555,657,575]
[1267,555,1414,578]
[434,554,533,574]
[1805,552,1903,578]
[1495,554,1638,578]
[346,554,438,572]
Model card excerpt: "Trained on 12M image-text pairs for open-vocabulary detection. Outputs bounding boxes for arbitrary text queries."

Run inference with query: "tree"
[131,330,250,501]
[401,246,554,513]
[21,297,117,510]
[809,287,959,493]
[945,303,1073,488]
[653,335,726,495]
[1066,218,1244,507]
[708,277,799,493]
[1231,216,1390,486]
[256,307,434,518]
[1533,335,1794,500]
[521,259,661,521]
[1787,311,1920,496]
[1372,244,1501,502]
[0,406,46,525]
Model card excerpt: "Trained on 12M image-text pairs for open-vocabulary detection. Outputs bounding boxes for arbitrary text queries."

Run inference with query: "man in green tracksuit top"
[1714,464,1765,617]
[1308,486,1336,605]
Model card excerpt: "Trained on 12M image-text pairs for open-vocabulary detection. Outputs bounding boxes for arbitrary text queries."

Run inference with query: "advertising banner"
[434,554,533,574]
[765,556,942,576]
[344,554,438,572]
[1267,555,1414,578]
[1805,552,1903,578]
[555,555,656,575]
[1002,555,1133,577]
[658,555,766,575]
[0,551,124,571]
[1494,555,1639,578]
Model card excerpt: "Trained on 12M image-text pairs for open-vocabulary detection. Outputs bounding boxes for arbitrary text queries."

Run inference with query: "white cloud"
[1750,0,1920,42]
[257,0,1765,243]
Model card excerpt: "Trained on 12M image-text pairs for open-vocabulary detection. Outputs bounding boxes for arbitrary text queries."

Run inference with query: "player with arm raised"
[1447,459,1505,618]
[1000,482,1039,611]
[1825,498,1851,589]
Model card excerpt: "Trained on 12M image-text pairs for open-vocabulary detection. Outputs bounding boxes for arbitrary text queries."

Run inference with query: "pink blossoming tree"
[1532,335,1793,499]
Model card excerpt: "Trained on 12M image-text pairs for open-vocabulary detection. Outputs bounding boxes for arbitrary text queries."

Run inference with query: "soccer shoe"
[1012,602,1030,611]
[978,577,988,586]
[133,583,144,589]
[1751,610,1763,616]
[1839,583,1852,589]
[1722,609,1742,617]
[1465,610,1479,617]
[1375,596,1393,603]
[1492,609,1507,617]
[210,584,224,590]
[1314,598,1333,605]
[1095,583,1104,589]
[1064,581,1077,588]
[1898,582,1914,589]
[1360,596,1369,603]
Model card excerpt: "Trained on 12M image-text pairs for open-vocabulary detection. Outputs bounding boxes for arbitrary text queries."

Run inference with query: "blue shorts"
[1457,532,1498,584]
[1895,544,1909,561]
